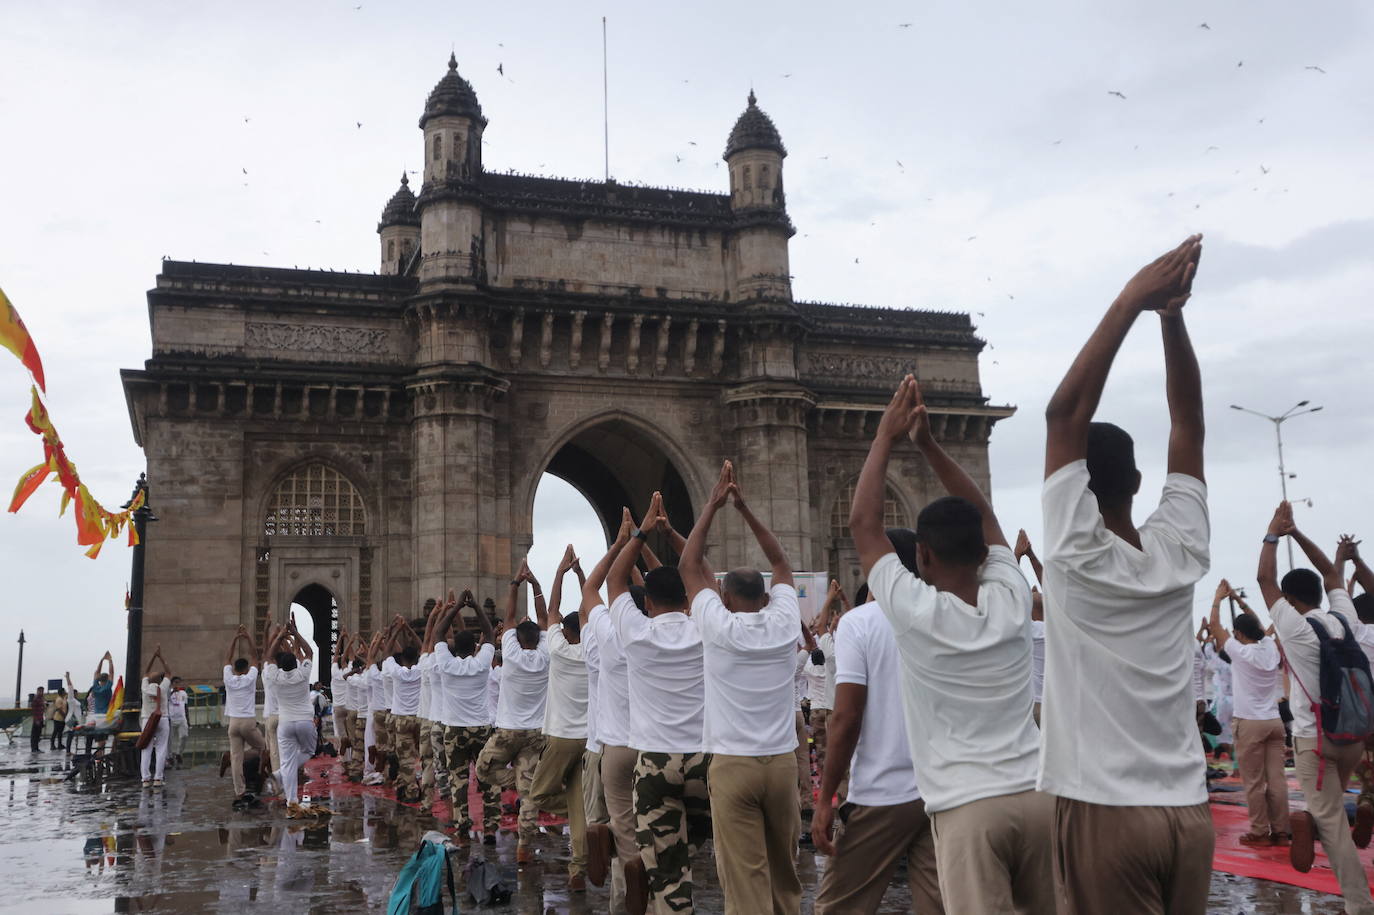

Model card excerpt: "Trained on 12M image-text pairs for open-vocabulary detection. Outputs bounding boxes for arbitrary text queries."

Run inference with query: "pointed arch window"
[830,479,908,541]
[432,135,442,161]
[264,463,366,536]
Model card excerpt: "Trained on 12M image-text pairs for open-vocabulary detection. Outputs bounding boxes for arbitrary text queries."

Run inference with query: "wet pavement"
[0,734,1348,913]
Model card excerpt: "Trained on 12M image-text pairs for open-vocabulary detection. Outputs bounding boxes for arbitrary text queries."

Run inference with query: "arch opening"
[289,583,338,673]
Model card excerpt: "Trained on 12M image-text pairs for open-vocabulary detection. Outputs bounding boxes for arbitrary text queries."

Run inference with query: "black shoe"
[799,831,813,847]
[483,834,496,846]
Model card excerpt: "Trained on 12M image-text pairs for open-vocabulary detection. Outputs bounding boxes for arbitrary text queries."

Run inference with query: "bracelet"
[532,589,543,597]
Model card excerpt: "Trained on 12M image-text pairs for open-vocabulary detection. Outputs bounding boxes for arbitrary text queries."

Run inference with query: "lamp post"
[14,631,24,708]
[1230,401,1323,569]
[121,475,155,732]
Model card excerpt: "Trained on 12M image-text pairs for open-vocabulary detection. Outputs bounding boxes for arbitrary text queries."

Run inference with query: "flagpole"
[602,16,609,182]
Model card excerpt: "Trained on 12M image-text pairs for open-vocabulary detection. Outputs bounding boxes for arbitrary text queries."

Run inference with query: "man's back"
[1038,461,1210,806]
[497,629,549,730]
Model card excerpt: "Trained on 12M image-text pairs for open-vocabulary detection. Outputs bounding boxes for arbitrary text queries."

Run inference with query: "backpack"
[387,832,458,915]
[1305,611,1374,745]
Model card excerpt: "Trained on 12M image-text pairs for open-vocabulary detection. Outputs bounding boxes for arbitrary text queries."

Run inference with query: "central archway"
[289,582,338,668]
[534,415,698,561]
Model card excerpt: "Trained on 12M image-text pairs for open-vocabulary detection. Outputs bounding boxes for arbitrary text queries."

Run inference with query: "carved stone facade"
[122,58,1012,682]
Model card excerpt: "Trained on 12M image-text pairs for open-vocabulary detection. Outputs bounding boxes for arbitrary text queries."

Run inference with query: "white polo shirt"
[487,666,501,724]
[390,662,424,717]
[1227,636,1282,721]
[497,629,550,730]
[330,662,350,711]
[366,664,387,712]
[870,546,1039,814]
[588,603,632,749]
[223,665,259,719]
[381,656,399,710]
[417,653,433,721]
[1038,461,1210,807]
[804,658,827,709]
[544,627,589,740]
[168,689,188,725]
[262,671,278,718]
[693,583,801,757]
[583,614,603,753]
[612,591,704,754]
[263,659,313,723]
[818,632,838,710]
[1030,619,1046,704]
[835,601,922,807]
[434,641,496,727]
[349,668,370,715]
[141,678,171,725]
[793,647,808,711]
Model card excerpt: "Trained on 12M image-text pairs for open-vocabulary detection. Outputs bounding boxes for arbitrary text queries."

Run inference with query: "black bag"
[1200,711,1223,736]
[467,854,511,906]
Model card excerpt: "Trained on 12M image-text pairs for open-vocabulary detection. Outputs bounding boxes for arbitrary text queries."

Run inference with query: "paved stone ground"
[0,734,1345,913]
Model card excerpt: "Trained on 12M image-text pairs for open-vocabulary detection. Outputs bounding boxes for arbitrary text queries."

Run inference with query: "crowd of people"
[25,235,1374,914]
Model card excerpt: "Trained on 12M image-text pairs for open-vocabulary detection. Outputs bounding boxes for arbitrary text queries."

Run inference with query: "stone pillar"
[724,384,816,572]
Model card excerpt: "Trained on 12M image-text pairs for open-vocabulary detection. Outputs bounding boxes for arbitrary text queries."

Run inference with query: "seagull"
[1205,146,1220,152]
[1257,117,1265,125]
[976,311,985,317]
[896,159,904,169]
[781,73,792,78]
[243,116,251,123]
[353,3,361,8]
[1260,164,1270,174]
[897,22,913,28]
[1199,22,1210,29]
[497,63,504,76]
[675,155,682,163]
[242,167,248,174]
[1051,139,1063,145]
[1108,90,1127,99]
[356,121,362,129]
[687,141,697,146]
[854,258,860,263]
[818,155,829,160]
[1007,294,1015,300]
[967,235,978,241]
[1237,60,1244,67]
[1305,65,1326,74]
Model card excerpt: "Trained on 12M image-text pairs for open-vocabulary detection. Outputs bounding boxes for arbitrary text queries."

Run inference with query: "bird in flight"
[242,167,248,174]
[1305,65,1326,74]
[353,3,361,8]
[1108,90,1126,99]
[243,116,251,123]
[356,122,362,129]
[687,141,697,146]
[896,159,904,170]
[781,73,791,78]
[1205,146,1219,152]
[967,235,978,241]
[898,23,913,28]
[1237,60,1244,67]
[1260,164,1270,174]
[1199,22,1210,29]
[1051,139,1063,145]
[675,155,682,163]
[497,63,504,76]
[854,257,860,263]
[1257,117,1265,124]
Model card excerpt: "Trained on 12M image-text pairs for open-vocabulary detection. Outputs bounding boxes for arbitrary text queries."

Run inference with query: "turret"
[723,92,793,303]
[416,53,488,284]
[377,173,419,275]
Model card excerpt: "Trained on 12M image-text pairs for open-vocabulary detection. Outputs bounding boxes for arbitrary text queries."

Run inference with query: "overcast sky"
[1,0,1370,695]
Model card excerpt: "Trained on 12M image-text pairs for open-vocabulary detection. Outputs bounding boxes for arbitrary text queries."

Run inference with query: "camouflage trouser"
[391,714,422,800]
[343,710,362,780]
[371,710,392,770]
[634,751,712,914]
[476,727,547,845]
[423,720,449,798]
[444,725,501,835]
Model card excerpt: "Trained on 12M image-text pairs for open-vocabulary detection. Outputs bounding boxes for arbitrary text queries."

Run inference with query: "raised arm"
[145,644,165,677]
[728,478,793,587]
[1290,526,1340,592]
[520,560,549,628]
[1044,236,1201,478]
[610,496,662,601]
[504,575,523,630]
[547,545,576,628]
[586,508,633,611]
[851,376,921,576]
[1338,536,1372,595]
[909,376,1007,549]
[1014,530,1044,585]
[465,589,495,644]
[1160,299,1205,482]
[1258,502,1292,608]
[681,465,733,597]
[290,616,314,660]
[1208,580,1232,651]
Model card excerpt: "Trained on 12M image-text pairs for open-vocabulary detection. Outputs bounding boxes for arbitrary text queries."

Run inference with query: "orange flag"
[0,287,46,391]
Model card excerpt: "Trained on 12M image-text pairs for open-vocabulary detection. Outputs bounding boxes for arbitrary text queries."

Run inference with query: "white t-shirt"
[1038,461,1210,807]
[1030,620,1046,703]
[794,648,808,710]
[223,665,259,719]
[544,627,589,740]
[263,671,278,717]
[141,678,171,725]
[612,591,705,754]
[330,662,350,710]
[263,659,314,723]
[487,666,501,723]
[497,629,550,730]
[1191,647,1208,701]
[1209,649,1233,700]
[694,583,801,757]
[168,689,188,724]
[835,601,922,807]
[583,613,603,753]
[1271,590,1360,739]
[804,659,827,708]
[390,662,424,717]
[382,656,399,709]
[349,668,370,714]
[818,633,838,710]
[366,665,387,711]
[434,641,495,727]
[870,547,1039,814]
[1227,636,1281,721]
[588,603,632,749]
[417,653,433,721]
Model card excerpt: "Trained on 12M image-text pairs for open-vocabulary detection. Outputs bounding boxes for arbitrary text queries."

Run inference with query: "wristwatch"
[1263,533,1280,544]
[631,528,648,541]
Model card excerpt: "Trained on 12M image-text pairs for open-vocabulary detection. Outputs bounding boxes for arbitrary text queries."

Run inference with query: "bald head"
[722,568,768,612]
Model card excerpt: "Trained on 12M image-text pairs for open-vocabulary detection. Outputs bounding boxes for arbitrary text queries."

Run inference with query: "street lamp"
[1230,400,1323,569]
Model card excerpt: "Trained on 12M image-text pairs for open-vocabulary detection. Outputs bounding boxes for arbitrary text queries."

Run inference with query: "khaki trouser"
[794,711,812,811]
[1052,796,1214,915]
[815,797,944,915]
[602,744,641,863]
[1234,717,1290,836]
[708,753,802,915]
[265,714,280,784]
[584,748,609,824]
[530,735,589,877]
[931,789,1055,914]
[1294,736,1374,914]
[476,727,547,845]
[811,708,831,781]
[227,717,266,797]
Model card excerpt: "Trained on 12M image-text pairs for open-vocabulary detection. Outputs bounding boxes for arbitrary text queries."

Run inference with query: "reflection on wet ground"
[0,735,1348,913]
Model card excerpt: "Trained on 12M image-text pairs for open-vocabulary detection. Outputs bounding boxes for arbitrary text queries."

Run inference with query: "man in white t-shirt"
[167,677,189,763]
[260,618,282,795]
[262,619,316,816]
[342,641,370,782]
[809,584,843,783]
[416,600,449,809]
[608,492,708,915]
[140,645,173,788]
[1262,506,1374,914]
[434,590,502,846]
[385,615,427,803]
[812,528,944,915]
[529,547,592,891]
[853,375,1051,913]
[794,626,817,825]
[1014,530,1047,726]
[476,562,551,866]
[1208,578,1288,847]
[223,625,268,804]
[1039,235,1212,914]
[330,628,352,763]
[678,467,803,914]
